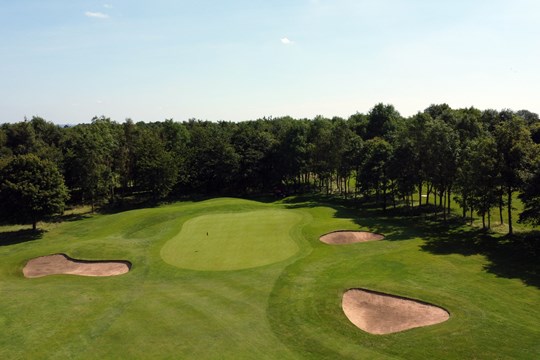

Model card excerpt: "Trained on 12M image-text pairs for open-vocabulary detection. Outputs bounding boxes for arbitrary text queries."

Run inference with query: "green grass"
[161,209,302,271]
[0,197,538,359]
[412,187,531,233]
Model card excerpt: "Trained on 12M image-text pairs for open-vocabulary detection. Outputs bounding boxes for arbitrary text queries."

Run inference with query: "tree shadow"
[0,229,44,246]
[421,226,540,288]
[282,195,429,242]
[284,195,540,289]
[97,196,161,215]
[482,232,540,288]
[49,213,91,223]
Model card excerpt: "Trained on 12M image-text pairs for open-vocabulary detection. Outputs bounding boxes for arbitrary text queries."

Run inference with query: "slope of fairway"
[161,209,302,271]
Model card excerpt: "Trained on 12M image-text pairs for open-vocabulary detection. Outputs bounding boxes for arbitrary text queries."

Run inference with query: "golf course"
[1,197,539,359]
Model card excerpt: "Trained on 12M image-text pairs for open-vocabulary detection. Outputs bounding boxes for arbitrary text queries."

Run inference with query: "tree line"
[1,103,539,233]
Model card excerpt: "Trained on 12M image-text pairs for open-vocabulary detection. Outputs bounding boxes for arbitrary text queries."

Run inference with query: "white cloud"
[85,11,109,19]
[281,37,294,45]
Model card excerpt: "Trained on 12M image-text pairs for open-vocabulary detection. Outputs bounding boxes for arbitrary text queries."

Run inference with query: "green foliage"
[133,129,178,199]
[460,136,499,226]
[424,119,460,190]
[62,118,120,209]
[3,121,38,155]
[389,135,417,204]
[0,154,68,229]
[188,121,240,193]
[0,128,11,158]
[520,162,540,226]
[494,114,537,233]
[357,138,393,209]
[231,121,275,192]
[271,118,310,189]
[365,103,401,140]
[1,104,539,233]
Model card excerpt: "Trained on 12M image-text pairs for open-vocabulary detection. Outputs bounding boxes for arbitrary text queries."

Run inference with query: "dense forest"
[1,103,539,233]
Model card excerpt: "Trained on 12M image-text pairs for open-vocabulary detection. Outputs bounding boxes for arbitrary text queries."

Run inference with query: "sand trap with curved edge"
[320,231,384,244]
[23,254,131,278]
[342,288,449,335]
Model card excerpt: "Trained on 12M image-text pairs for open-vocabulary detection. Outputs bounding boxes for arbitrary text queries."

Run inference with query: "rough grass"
[0,197,538,359]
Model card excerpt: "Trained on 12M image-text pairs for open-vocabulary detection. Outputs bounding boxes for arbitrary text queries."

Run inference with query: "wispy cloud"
[85,11,109,19]
[104,4,113,9]
[281,37,294,45]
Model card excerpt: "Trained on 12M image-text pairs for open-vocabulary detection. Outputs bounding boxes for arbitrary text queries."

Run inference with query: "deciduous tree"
[494,114,537,234]
[0,154,68,230]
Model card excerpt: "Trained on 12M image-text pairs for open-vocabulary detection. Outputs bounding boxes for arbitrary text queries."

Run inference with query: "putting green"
[160,209,302,271]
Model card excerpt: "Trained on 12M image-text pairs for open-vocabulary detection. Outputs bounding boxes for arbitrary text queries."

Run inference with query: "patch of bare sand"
[23,254,131,278]
[320,231,384,245]
[342,288,449,335]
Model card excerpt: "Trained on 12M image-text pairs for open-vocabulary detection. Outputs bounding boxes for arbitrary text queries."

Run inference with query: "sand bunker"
[23,254,131,278]
[320,231,384,245]
[342,288,449,335]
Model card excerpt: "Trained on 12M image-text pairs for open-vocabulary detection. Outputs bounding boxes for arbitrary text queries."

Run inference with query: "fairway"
[1,197,539,359]
[160,209,302,271]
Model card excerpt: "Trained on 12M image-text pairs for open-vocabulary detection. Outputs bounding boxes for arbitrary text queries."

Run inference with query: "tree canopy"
[1,104,539,234]
[0,154,68,230]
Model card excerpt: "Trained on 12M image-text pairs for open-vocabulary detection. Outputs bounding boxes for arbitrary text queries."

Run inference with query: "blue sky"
[1,0,539,124]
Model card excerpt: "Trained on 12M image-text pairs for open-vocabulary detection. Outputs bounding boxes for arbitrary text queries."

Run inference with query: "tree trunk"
[418,181,422,206]
[442,190,447,221]
[482,213,485,229]
[487,208,491,229]
[447,189,451,215]
[383,186,387,211]
[326,178,330,195]
[439,191,444,219]
[499,193,504,225]
[507,187,513,235]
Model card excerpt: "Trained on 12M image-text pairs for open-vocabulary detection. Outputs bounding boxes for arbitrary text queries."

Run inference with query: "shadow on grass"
[283,195,439,242]
[0,229,44,247]
[483,233,540,288]
[421,227,540,288]
[50,213,91,223]
[352,199,540,288]
[285,195,540,289]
